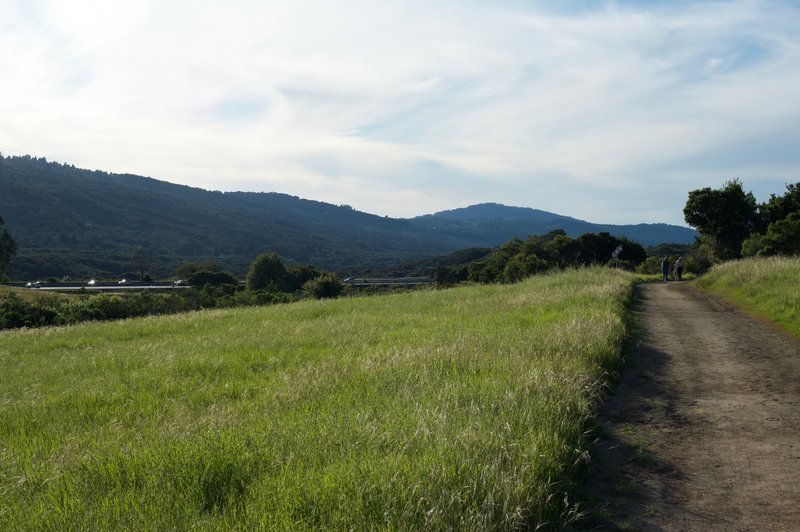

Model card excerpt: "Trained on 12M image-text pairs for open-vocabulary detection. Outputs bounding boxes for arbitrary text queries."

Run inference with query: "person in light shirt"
[673,256,685,281]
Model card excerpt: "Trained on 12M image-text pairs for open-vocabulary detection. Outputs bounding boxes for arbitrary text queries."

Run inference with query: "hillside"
[0,155,458,277]
[410,203,697,248]
[0,155,696,279]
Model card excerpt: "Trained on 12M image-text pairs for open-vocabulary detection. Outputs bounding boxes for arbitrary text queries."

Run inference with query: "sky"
[1,0,799,226]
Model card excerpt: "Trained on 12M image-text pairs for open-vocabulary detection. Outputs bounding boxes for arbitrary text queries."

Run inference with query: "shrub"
[741,233,766,257]
[303,273,344,299]
[635,256,662,275]
[0,284,296,331]
[188,270,239,287]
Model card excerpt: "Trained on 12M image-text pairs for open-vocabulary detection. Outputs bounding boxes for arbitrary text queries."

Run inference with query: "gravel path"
[582,281,800,530]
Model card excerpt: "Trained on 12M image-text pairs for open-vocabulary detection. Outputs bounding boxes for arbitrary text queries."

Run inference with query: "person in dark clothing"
[661,257,670,283]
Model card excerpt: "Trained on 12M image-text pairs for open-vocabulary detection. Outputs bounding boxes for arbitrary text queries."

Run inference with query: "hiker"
[661,257,670,283]
[674,256,684,281]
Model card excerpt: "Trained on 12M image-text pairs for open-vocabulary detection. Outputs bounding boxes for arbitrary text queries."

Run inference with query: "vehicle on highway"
[173,279,188,286]
[87,279,96,286]
[26,281,42,288]
[118,279,128,285]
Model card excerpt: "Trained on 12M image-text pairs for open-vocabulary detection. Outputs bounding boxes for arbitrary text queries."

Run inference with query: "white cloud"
[1,0,799,225]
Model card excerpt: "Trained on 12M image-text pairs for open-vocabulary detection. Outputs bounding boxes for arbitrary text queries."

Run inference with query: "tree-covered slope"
[0,156,462,277]
[0,154,696,279]
[410,203,697,248]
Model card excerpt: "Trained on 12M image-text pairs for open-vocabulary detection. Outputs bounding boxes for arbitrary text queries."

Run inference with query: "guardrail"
[342,277,434,287]
[2,282,189,292]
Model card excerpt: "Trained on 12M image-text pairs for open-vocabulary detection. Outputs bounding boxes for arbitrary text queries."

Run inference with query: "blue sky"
[1,0,799,225]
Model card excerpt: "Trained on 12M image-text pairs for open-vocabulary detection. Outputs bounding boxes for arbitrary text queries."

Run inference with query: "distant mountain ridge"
[411,203,696,249]
[0,155,696,278]
[429,203,581,223]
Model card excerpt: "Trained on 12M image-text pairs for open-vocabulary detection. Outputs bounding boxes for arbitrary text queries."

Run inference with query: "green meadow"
[1,268,634,530]
[695,256,800,338]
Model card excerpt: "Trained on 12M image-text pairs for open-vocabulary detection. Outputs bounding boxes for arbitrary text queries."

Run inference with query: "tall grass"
[694,256,800,338]
[0,267,634,529]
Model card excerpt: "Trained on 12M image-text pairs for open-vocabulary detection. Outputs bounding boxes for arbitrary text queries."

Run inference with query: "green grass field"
[0,267,634,530]
[694,256,800,338]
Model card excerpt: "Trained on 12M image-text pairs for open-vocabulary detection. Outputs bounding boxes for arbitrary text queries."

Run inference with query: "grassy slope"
[0,285,68,302]
[694,256,800,338]
[0,268,634,530]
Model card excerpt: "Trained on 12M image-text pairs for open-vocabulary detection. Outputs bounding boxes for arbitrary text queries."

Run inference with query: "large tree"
[0,216,18,279]
[246,252,289,292]
[683,179,760,260]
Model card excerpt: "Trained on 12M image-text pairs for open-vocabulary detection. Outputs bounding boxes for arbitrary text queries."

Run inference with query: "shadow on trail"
[575,281,800,530]
[576,286,684,530]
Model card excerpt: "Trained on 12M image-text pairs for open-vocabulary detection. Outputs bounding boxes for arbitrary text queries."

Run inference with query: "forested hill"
[0,155,696,278]
[0,155,456,277]
[414,203,697,248]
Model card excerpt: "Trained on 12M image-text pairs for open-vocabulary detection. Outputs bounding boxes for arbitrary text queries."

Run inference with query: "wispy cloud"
[1,0,798,224]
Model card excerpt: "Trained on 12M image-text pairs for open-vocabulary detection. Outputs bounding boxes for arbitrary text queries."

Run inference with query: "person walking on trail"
[674,256,685,281]
[661,257,670,283]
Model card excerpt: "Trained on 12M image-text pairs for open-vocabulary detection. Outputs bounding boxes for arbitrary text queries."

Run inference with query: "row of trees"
[172,253,344,300]
[437,230,646,285]
[0,253,345,330]
[684,180,800,261]
[245,253,343,299]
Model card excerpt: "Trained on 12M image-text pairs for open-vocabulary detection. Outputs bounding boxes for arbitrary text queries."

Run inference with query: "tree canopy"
[246,253,289,292]
[745,211,800,257]
[463,230,645,284]
[687,180,800,261]
[760,182,800,227]
[683,179,760,260]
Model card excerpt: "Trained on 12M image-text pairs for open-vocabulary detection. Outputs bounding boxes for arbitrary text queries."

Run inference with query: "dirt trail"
[584,281,800,530]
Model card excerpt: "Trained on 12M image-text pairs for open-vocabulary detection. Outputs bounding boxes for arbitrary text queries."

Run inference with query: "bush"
[0,284,296,331]
[285,264,322,292]
[188,270,239,287]
[303,273,344,299]
[434,266,467,287]
[0,292,59,328]
[741,233,766,257]
[635,256,662,275]
[502,254,548,282]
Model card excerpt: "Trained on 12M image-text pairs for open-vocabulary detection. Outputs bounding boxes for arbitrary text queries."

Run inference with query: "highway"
[4,282,189,292]
[342,277,434,287]
[5,277,434,291]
